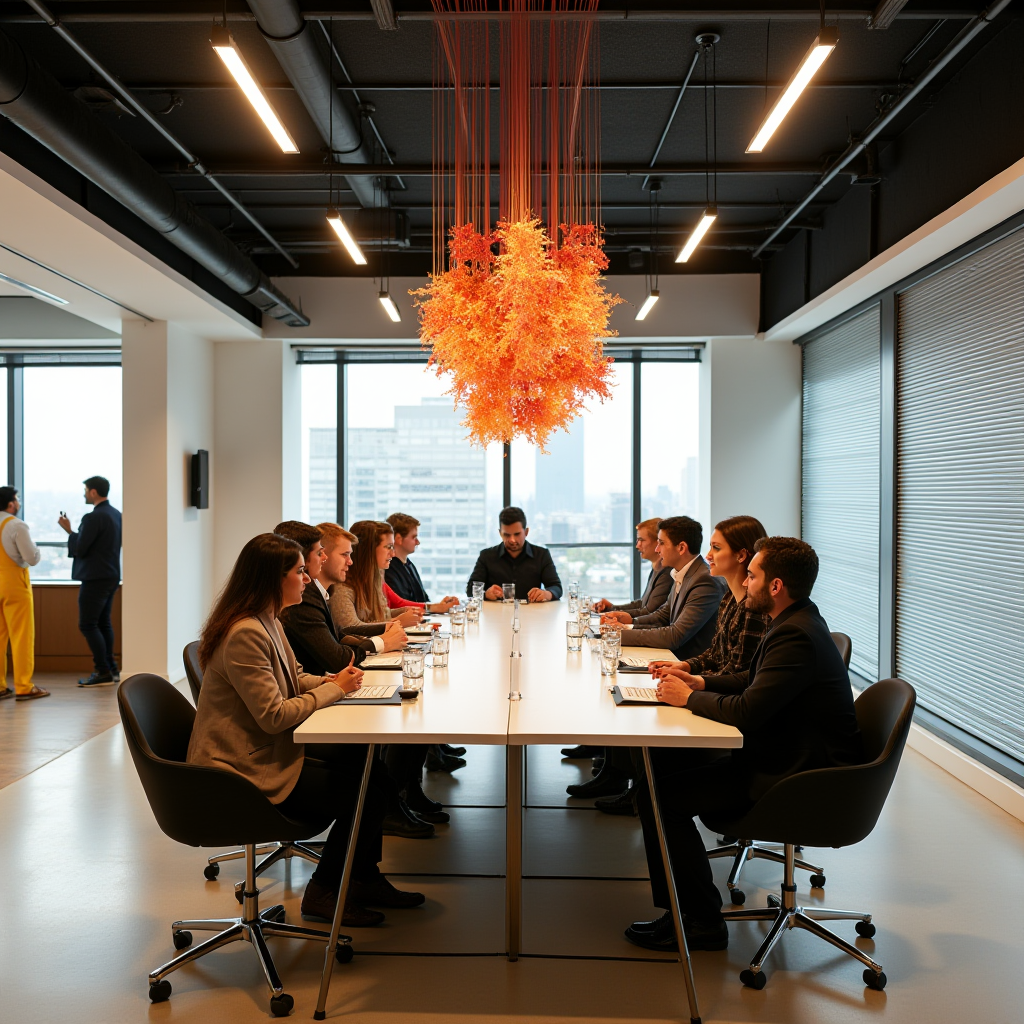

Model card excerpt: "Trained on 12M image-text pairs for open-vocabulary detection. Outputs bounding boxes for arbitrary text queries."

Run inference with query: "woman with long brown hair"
[189,533,424,926]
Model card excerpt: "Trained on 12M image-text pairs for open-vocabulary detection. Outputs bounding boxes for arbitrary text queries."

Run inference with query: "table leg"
[641,747,702,1024]
[505,743,523,961]
[313,743,376,1021]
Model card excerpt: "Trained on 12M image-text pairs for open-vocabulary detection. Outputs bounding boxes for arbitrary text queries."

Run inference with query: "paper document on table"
[360,653,404,669]
[612,684,668,706]
[341,683,399,700]
[618,656,658,672]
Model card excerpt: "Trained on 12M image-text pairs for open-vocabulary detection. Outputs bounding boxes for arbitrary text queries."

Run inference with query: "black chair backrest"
[118,673,329,848]
[710,678,916,849]
[183,641,203,704]
[830,631,852,669]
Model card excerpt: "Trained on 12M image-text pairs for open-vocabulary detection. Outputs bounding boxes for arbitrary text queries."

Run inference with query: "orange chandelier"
[413,0,620,448]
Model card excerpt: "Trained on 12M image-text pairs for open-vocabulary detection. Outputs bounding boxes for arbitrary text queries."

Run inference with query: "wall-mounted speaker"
[190,450,209,509]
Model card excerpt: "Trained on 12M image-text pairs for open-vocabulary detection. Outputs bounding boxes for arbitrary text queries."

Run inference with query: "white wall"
[699,337,802,538]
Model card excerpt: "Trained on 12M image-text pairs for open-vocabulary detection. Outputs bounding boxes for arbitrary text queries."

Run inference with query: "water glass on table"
[472,580,485,602]
[466,599,480,623]
[600,632,621,676]
[567,593,579,616]
[402,649,425,693]
[430,634,450,669]
[502,583,516,604]
[567,580,579,600]
[450,605,467,638]
[566,618,584,652]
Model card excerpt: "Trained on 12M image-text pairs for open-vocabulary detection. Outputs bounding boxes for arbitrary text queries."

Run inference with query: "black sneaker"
[78,672,115,687]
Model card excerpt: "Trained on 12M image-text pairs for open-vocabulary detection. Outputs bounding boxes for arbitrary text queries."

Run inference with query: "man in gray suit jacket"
[595,517,674,618]
[603,516,723,661]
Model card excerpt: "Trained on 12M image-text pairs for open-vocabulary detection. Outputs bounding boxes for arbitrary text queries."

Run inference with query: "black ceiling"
[0,2,1004,277]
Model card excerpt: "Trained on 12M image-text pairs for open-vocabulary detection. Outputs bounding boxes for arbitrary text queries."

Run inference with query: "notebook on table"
[334,682,402,705]
[612,683,669,706]
[360,652,404,671]
[617,655,659,674]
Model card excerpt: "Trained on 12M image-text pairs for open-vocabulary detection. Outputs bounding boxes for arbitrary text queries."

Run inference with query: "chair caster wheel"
[172,929,192,950]
[729,889,746,905]
[335,943,354,964]
[766,893,781,908]
[149,980,172,1003]
[203,863,220,880]
[740,969,767,990]
[864,969,886,990]
[810,873,826,888]
[856,920,876,938]
[270,906,286,923]
[270,993,294,1017]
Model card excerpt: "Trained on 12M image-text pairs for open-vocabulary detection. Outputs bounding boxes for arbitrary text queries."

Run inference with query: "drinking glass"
[450,606,467,638]
[472,580,485,602]
[466,599,480,623]
[567,593,579,616]
[430,634,450,669]
[600,633,621,677]
[566,619,584,652]
[502,583,516,603]
[402,649,425,691]
[567,580,580,599]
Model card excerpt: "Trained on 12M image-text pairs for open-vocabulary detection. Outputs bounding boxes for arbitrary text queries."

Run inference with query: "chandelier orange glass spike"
[413,0,621,449]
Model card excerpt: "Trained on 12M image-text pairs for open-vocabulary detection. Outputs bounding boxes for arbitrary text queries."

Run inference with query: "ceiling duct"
[245,0,385,208]
[0,27,308,327]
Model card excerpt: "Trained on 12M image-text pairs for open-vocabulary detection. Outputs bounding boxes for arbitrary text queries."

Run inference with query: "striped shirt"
[687,591,770,676]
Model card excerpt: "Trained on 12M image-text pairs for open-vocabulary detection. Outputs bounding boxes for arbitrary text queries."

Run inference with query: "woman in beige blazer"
[188,532,424,927]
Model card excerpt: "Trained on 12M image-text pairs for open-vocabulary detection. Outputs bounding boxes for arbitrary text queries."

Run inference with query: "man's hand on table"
[485,584,504,601]
[655,676,694,707]
[601,610,632,625]
[381,620,408,652]
[594,598,615,612]
[394,607,423,627]
[527,588,553,603]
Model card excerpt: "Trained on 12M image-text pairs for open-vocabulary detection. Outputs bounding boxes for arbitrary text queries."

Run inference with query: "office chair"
[119,673,353,1016]
[708,630,853,904]
[183,642,324,899]
[705,677,916,991]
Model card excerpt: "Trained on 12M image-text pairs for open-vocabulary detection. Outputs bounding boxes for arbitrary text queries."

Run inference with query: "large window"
[299,349,701,603]
[1,356,122,581]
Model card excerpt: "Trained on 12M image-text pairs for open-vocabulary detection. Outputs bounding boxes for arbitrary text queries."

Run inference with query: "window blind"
[802,305,881,682]
[897,226,1024,763]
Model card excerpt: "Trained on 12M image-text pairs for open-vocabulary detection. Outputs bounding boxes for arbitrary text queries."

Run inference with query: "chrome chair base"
[720,843,885,991]
[709,837,824,904]
[151,844,351,1015]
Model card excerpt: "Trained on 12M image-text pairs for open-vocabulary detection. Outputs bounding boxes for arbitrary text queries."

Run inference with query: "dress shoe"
[300,878,384,927]
[404,785,451,824]
[591,756,606,775]
[425,751,467,773]
[349,876,426,908]
[566,766,628,799]
[382,801,435,839]
[561,745,601,759]
[594,786,636,816]
[625,912,728,952]
[78,672,115,687]
[440,743,467,757]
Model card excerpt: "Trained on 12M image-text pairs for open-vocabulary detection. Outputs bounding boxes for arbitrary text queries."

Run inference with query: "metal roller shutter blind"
[897,227,1024,763]
[802,305,881,682]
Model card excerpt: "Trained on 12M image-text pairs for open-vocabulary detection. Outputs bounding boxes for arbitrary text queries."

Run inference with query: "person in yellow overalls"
[0,486,48,702]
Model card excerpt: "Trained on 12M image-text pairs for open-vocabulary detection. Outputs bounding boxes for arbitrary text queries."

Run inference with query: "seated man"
[601,516,722,661]
[467,506,562,603]
[595,517,673,616]
[385,512,459,613]
[625,537,863,953]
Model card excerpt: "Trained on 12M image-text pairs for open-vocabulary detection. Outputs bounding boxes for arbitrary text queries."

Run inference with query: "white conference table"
[295,599,741,1023]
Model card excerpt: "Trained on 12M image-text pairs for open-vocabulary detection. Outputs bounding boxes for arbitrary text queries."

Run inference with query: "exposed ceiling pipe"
[245,0,385,208]
[753,0,1014,258]
[0,27,310,327]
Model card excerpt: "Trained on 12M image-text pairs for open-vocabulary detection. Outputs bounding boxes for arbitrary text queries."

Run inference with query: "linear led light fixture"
[379,291,402,323]
[326,211,368,265]
[635,290,660,320]
[746,28,838,153]
[0,270,68,305]
[211,26,299,153]
[676,208,717,263]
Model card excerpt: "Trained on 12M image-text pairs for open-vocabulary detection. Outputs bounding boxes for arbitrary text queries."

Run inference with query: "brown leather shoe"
[15,686,50,701]
[300,878,384,927]
[349,876,425,908]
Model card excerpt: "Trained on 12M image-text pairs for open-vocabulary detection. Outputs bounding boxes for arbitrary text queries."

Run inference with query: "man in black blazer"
[57,475,122,687]
[625,536,863,954]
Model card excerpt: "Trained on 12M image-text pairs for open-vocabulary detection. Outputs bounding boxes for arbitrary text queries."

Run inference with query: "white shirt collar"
[314,578,330,601]
[671,556,699,587]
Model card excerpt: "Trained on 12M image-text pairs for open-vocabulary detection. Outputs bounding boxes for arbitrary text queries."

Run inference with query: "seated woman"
[187,532,424,927]
[649,514,771,683]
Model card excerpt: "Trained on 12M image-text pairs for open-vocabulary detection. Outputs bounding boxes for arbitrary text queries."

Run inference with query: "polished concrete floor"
[1,701,1022,1023]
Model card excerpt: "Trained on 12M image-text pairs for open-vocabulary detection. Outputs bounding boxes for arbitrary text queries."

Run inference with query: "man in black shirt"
[384,513,458,612]
[625,537,863,954]
[57,475,122,688]
[466,507,562,602]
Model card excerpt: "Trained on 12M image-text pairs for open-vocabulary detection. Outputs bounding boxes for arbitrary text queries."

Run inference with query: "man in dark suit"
[625,536,863,954]
[594,517,673,618]
[57,475,122,687]
[467,507,563,602]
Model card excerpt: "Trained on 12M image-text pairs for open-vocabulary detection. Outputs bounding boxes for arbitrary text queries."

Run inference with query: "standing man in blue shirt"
[58,475,122,687]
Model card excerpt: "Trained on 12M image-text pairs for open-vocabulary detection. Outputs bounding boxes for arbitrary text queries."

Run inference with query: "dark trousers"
[636,748,754,924]
[384,743,429,792]
[280,744,393,891]
[78,578,119,674]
